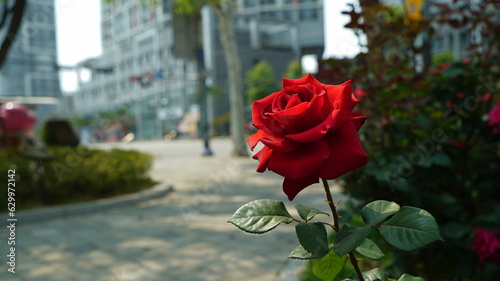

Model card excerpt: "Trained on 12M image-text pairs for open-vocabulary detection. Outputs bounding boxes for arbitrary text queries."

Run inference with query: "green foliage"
[245,61,279,103]
[0,146,154,210]
[296,222,330,258]
[355,238,385,260]
[361,200,400,226]
[362,268,387,281]
[295,204,329,222]
[229,196,440,280]
[289,245,318,260]
[379,206,443,251]
[334,224,371,256]
[309,250,347,281]
[283,60,304,79]
[227,199,294,233]
[397,274,425,281]
[318,0,500,278]
[432,51,454,65]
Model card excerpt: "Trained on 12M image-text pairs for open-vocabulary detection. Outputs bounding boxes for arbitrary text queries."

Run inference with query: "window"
[142,6,149,24]
[261,11,278,19]
[162,0,171,14]
[299,8,317,20]
[460,31,469,50]
[115,12,124,35]
[283,10,294,21]
[261,0,275,4]
[130,6,137,29]
[30,28,56,49]
[244,0,256,7]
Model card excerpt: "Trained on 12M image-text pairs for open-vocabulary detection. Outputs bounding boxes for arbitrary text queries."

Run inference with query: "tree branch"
[0,0,27,69]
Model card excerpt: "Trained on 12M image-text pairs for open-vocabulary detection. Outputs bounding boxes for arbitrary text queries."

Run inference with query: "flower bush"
[312,0,500,279]
[0,146,154,210]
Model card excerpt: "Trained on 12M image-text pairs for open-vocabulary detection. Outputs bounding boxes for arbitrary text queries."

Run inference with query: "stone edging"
[0,183,173,223]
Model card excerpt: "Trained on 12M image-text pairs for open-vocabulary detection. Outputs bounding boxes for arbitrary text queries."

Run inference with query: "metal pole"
[197,49,213,156]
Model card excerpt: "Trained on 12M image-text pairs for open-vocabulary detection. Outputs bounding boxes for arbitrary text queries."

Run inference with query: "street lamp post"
[197,49,213,156]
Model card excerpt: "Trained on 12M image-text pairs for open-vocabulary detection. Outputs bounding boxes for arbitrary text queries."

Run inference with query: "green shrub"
[0,146,154,210]
[315,0,500,279]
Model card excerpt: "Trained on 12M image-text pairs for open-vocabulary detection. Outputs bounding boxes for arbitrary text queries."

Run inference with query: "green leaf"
[334,224,371,256]
[295,204,330,221]
[296,222,330,258]
[397,273,425,281]
[289,245,318,260]
[362,200,400,226]
[379,206,443,251]
[310,250,347,281]
[355,238,385,260]
[362,268,388,281]
[228,199,294,234]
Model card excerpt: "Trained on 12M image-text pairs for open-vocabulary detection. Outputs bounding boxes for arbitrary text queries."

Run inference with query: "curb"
[0,183,173,223]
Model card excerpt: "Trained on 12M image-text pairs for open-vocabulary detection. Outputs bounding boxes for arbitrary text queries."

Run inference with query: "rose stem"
[322,179,340,232]
[321,179,365,281]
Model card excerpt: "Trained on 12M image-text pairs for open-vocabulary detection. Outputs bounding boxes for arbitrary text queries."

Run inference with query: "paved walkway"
[0,138,338,281]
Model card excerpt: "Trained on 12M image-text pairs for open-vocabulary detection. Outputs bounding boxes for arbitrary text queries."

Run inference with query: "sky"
[55,0,360,92]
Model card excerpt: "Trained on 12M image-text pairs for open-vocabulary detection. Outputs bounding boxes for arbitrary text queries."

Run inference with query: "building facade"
[0,0,61,125]
[73,0,199,140]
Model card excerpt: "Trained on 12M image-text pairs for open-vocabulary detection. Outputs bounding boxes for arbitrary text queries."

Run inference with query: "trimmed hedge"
[0,146,155,210]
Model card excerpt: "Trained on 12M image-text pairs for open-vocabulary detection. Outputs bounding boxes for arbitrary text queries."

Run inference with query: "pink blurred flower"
[471,227,500,264]
[354,88,366,100]
[462,58,471,65]
[0,102,36,132]
[440,63,450,69]
[477,93,492,102]
[488,101,500,132]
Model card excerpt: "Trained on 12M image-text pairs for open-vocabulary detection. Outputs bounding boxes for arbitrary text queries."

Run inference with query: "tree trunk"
[212,3,248,157]
[0,0,26,69]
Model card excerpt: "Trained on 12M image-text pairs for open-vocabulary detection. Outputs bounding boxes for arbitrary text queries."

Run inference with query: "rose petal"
[286,94,303,109]
[247,130,267,150]
[252,91,283,135]
[285,108,350,143]
[318,122,368,179]
[268,139,330,179]
[247,129,296,152]
[351,116,367,131]
[283,174,320,201]
[282,73,324,94]
[291,90,330,132]
[267,102,309,134]
[252,146,273,173]
[261,137,296,152]
[324,80,354,111]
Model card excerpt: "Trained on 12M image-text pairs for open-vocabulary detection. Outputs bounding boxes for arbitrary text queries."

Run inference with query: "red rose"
[247,74,367,200]
[471,227,500,264]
